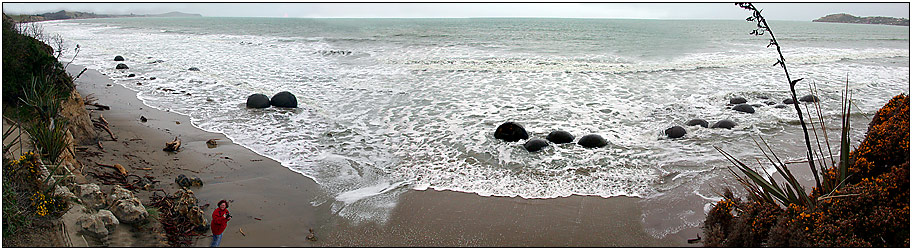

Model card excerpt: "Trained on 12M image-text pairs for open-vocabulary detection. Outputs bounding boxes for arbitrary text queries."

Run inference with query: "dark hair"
[217,200,229,208]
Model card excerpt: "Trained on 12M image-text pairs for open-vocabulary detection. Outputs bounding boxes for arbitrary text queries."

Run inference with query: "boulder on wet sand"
[799,94,819,103]
[270,91,298,108]
[711,119,737,129]
[665,126,686,138]
[523,138,550,152]
[546,130,574,144]
[75,183,107,209]
[783,98,798,105]
[733,104,755,114]
[730,97,747,105]
[111,198,148,224]
[494,122,529,142]
[686,119,709,128]
[577,134,607,148]
[77,210,119,237]
[246,94,270,109]
[115,63,129,69]
[114,55,124,61]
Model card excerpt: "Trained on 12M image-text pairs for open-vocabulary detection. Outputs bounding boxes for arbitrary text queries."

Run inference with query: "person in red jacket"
[210,200,231,247]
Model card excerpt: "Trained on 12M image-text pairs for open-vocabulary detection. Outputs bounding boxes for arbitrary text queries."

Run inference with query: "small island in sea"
[813,13,910,26]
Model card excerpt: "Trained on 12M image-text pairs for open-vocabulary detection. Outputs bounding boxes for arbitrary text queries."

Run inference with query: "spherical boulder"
[114,55,124,61]
[711,119,737,129]
[115,63,129,69]
[730,97,747,105]
[732,104,755,114]
[783,98,798,105]
[664,126,686,138]
[494,122,529,142]
[270,91,298,108]
[246,93,270,109]
[577,134,607,148]
[799,95,819,103]
[546,130,574,144]
[523,138,550,152]
[685,119,709,128]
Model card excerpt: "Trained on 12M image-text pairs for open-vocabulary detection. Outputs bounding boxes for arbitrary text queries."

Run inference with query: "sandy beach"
[68,65,696,247]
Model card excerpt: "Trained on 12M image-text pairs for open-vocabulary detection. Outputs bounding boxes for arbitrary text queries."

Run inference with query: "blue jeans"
[210,234,223,247]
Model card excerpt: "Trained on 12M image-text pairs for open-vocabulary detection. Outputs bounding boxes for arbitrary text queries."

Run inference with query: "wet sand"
[69,65,696,247]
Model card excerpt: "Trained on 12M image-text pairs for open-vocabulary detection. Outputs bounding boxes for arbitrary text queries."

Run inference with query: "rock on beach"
[799,95,819,102]
[730,97,747,104]
[114,55,124,61]
[115,63,129,69]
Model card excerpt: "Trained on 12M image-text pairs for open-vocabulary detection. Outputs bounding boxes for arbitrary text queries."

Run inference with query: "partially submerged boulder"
[665,126,687,138]
[730,97,747,104]
[270,91,298,108]
[115,63,129,69]
[799,94,819,103]
[114,55,124,61]
[686,119,709,128]
[711,119,737,129]
[246,94,270,109]
[733,104,756,114]
[494,122,529,142]
[577,134,607,148]
[546,130,574,144]
[523,138,550,152]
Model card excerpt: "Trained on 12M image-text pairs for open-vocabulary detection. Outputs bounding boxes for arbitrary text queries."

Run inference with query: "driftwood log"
[164,137,181,152]
[96,162,127,175]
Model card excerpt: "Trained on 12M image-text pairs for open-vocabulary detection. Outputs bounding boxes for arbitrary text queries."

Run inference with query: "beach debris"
[138,167,152,170]
[188,67,200,71]
[163,137,181,152]
[206,98,214,102]
[150,189,209,247]
[206,139,218,148]
[687,234,702,244]
[97,162,128,175]
[93,117,117,141]
[106,84,112,87]
[97,141,104,150]
[306,228,317,241]
[175,174,203,188]
[254,217,262,221]
[86,102,111,110]
[239,228,246,236]
[175,121,181,125]
[140,116,147,122]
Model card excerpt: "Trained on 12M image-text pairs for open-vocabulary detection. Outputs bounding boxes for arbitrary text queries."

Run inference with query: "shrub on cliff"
[704,95,910,247]
[2,13,73,106]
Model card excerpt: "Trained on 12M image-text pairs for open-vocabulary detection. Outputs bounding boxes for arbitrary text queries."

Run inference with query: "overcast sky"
[2,2,910,21]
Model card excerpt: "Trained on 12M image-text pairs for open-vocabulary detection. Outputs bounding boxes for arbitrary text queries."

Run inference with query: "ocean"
[43,17,909,238]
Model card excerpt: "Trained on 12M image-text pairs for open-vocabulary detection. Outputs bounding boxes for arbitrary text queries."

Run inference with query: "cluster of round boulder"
[663,94,819,139]
[246,92,298,109]
[494,122,607,152]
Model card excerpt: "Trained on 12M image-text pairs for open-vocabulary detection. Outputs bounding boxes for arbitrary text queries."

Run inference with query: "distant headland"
[813,13,909,26]
[7,10,201,22]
